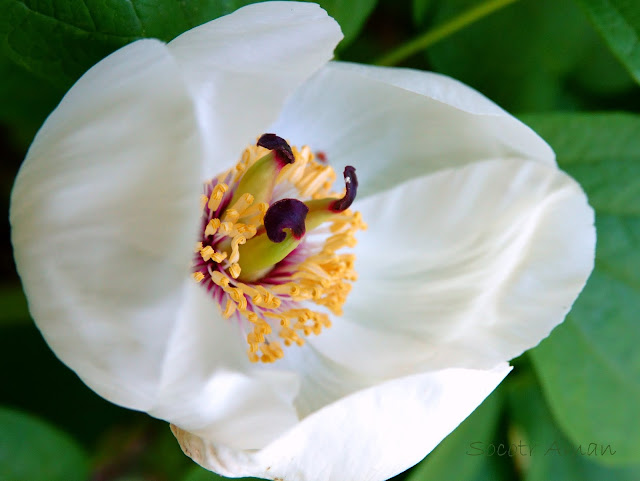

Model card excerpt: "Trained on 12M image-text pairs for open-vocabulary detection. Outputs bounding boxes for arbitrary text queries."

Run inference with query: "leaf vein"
[12,0,140,39]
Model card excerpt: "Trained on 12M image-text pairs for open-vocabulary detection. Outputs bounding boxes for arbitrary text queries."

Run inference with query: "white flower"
[10,2,595,481]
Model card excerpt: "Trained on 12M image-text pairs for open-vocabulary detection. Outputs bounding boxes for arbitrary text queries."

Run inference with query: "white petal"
[173,363,512,481]
[155,306,373,449]
[10,39,204,411]
[271,62,554,199]
[312,158,595,376]
[281,343,374,418]
[167,2,343,176]
[150,283,301,450]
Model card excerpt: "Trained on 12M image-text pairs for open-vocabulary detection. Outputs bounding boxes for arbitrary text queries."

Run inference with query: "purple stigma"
[264,198,309,243]
[257,133,295,166]
[329,166,358,212]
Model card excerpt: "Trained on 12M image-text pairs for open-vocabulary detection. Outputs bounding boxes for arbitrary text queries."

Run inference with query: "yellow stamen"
[192,272,205,282]
[192,139,365,363]
[211,251,227,263]
[228,193,254,216]
[228,263,241,279]
[231,223,258,239]
[210,270,229,287]
[240,201,269,224]
[204,218,221,237]
[208,183,228,212]
[218,221,234,236]
[229,235,246,264]
[222,299,236,318]
[200,246,215,262]
[222,209,240,224]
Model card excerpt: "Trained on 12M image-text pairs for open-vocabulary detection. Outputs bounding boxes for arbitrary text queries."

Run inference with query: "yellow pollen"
[205,218,221,237]
[232,224,257,239]
[222,299,236,318]
[240,201,269,224]
[211,251,227,263]
[208,183,228,211]
[270,282,301,297]
[222,209,240,224]
[193,139,366,363]
[229,235,246,264]
[200,246,228,264]
[228,263,241,279]
[228,193,254,216]
[210,270,230,287]
[200,246,215,262]
[192,272,205,282]
[218,221,234,236]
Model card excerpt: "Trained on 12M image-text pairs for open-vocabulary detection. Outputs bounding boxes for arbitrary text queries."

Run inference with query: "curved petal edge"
[173,364,512,481]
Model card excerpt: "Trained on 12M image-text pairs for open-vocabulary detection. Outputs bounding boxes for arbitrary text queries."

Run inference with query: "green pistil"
[237,230,301,282]
[228,151,281,209]
[304,166,358,230]
[303,199,336,231]
[236,198,308,282]
[228,134,294,210]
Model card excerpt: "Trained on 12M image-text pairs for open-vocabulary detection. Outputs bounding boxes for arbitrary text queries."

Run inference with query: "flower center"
[192,134,366,363]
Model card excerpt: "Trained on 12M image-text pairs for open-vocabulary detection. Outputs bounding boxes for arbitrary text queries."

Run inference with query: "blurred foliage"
[181,466,264,481]
[0,56,64,148]
[507,372,640,480]
[420,0,636,112]
[405,388,511,481]
[524,113,640,464]
[0,0,261,91]
[574,0,640,84]
[0,0,373,93]
[1,0,639,480]
[0,406,89,481]
[0,286,29,327]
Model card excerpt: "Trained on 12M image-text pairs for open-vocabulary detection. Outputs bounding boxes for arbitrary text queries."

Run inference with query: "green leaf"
[574,0,640,85]
[0,54,64,148]
[406,389,509,481]
[180,467,229,481]
[524,112,640,465]
[181,465,265,481]
[140,424,196,480]
[0,286,31,328]
[569,31,637,95]
[315,0,378,48]
[0,0,247,91]
[0,0,373,93]
[412,0,433,26]
[508,373,640,479]
[0,54,63,125]
[0,406,89,481]
[424,0,632,112]
[0,323,137,446]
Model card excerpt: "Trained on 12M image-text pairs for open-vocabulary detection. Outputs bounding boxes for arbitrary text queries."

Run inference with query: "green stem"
[375,0,520,66]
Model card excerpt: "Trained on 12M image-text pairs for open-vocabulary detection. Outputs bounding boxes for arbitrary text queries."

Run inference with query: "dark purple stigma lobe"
[329,166,358,212]
[257,133,295,166]
[264,198,309,243]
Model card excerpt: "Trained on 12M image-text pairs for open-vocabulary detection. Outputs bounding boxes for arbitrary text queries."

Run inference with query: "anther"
[208,184,228,211]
